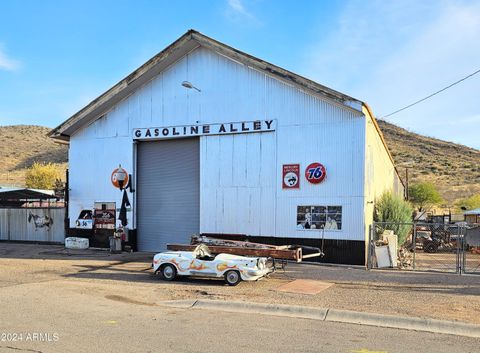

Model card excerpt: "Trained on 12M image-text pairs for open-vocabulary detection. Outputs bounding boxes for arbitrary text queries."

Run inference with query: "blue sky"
[1,0,479,149]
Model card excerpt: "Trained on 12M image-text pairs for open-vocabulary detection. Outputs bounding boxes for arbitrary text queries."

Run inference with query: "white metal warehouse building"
[50,30,403,265]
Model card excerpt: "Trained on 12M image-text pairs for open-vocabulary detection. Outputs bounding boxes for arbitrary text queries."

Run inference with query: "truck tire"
[424,241,438,253]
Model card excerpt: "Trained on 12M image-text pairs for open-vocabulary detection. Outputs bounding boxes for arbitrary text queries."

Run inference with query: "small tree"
[25,162,61,189]
[408,182,442,213]
[456,194,480,211]
[374,191,413,245]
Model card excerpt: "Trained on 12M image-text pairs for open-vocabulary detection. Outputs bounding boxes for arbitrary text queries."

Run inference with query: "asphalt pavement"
[0,295,478,353]
[0,243,479,352]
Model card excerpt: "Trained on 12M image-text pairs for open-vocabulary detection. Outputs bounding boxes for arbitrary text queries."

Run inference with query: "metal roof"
[47,29,400,182]
[0,187,56,200]
[48,29,364,142]
[464,208,480,215]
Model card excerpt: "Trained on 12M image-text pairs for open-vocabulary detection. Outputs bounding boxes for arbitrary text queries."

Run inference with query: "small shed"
[464,208,480,224]
[0,187,57,207]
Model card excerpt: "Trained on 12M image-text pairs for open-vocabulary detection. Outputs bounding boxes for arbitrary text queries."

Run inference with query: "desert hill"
[0,125,67,186]
[377,120,480,204]
[0,123,478,205]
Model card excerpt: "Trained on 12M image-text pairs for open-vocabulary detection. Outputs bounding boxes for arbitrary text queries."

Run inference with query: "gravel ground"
[1,243,479,325]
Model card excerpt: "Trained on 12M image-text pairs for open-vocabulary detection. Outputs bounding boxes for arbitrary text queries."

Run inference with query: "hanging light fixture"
[181,81,201,92]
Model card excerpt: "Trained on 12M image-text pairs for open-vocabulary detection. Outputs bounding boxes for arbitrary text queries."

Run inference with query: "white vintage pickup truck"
[153,244,273,286]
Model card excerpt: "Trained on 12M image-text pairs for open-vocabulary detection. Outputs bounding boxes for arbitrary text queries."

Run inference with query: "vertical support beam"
[461,224,466,275]
[405,167,409,200]
[7,208,11,241]
[412,222,416,271]
[456,224,460,274]
[459,224,463,274]
[367,224,373,270]
[64,168,69,237]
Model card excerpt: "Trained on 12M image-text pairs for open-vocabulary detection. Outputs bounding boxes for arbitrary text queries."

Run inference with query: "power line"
[381,68,480,119]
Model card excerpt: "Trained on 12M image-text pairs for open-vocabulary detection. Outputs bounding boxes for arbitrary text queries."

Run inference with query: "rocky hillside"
[378,120,480,204]
[0,123,479,204]
[0,125,68,186]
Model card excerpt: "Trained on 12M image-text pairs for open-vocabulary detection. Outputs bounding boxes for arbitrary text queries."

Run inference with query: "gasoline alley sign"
[133,120,276,140]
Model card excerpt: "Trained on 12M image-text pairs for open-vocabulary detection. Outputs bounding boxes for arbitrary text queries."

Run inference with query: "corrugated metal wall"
[195,47,365,240]
[363,106,405,229]
[68,46,369,242]
[0,208,65,243]
[201,132,276,236]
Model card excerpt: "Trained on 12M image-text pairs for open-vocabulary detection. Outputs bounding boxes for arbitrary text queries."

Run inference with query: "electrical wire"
[381,68,480,119]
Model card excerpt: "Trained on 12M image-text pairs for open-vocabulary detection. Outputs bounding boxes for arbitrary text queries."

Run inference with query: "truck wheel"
[224,270,241,286]
[160,264,177,281]
[424,241,438,253]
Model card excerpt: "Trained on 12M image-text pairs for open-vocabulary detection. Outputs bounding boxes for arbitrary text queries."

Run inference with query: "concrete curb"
[195,300,329,321]
[160,299,480,338]
[326,308,480,338]
[161,299,328,320]
[161,299,198,309]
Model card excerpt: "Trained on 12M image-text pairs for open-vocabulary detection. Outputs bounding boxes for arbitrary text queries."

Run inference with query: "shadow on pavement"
[63,270,232,287]
[2,242,479,295]
[0,242,153,262]
[62,262,231,287]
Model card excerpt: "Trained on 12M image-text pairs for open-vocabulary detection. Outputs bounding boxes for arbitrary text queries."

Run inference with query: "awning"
[0,187,56,201]
[464,208,480,215]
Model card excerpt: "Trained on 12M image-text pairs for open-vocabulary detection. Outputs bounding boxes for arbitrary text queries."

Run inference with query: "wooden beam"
[167,244,302,261]
[191,234,282,249]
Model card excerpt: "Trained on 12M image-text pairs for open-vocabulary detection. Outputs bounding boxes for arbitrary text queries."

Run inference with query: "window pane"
[311,222,325,229]
[312,206,326,213]
[327,206,342,213]
[312,213,326,222]
[297,205,342,230]
[297,206,308,214]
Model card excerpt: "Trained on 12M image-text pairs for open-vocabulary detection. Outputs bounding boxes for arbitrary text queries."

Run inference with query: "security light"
[181,81,201,92]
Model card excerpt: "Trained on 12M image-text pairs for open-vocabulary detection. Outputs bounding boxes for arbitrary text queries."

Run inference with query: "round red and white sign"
[305,162,326,184]
[111,166,129,189]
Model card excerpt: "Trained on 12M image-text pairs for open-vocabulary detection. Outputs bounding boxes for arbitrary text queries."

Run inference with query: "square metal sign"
[282,164,300,189]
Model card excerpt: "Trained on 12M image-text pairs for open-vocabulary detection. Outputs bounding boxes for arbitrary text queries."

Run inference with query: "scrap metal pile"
[167,234,323,262]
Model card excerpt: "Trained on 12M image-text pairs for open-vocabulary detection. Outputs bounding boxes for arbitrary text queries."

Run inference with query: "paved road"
[0,301,477,353]
[0,243,478,352]
[0,274,476,352]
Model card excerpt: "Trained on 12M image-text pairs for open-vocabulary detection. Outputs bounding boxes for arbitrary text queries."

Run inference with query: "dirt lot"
[1,243,480,325]
[413,251,480,273]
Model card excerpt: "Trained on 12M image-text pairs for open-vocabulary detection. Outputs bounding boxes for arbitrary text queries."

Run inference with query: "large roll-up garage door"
[136,138,199,251]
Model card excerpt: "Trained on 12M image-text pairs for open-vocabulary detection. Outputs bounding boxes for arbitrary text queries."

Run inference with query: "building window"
[297,206,342,230]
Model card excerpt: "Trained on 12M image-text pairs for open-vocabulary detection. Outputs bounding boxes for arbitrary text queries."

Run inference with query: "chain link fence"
[368,222,478,274]
[463,224,480,274]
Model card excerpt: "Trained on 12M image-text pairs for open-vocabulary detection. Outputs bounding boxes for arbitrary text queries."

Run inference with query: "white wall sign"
[133,120,276,140]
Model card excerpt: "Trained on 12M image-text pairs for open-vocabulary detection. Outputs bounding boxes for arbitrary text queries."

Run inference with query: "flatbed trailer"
[166,235,323,262]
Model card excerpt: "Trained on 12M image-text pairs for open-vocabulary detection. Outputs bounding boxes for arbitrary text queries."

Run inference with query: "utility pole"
[396,162,414,201]
[405,167,409,200]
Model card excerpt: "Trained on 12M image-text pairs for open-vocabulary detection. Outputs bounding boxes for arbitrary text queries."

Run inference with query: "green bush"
[456,194,480,211]
[374,192,413,245]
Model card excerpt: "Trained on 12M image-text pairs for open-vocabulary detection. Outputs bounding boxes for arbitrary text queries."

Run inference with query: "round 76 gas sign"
[305,162,327,184]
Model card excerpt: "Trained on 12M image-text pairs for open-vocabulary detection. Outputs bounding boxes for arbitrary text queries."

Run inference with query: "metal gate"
[464,225,480,274]
[368,222,479,274]
[136,138,200,252]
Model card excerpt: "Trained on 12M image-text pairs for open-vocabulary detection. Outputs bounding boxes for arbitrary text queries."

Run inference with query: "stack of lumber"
[166,235,323,262]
